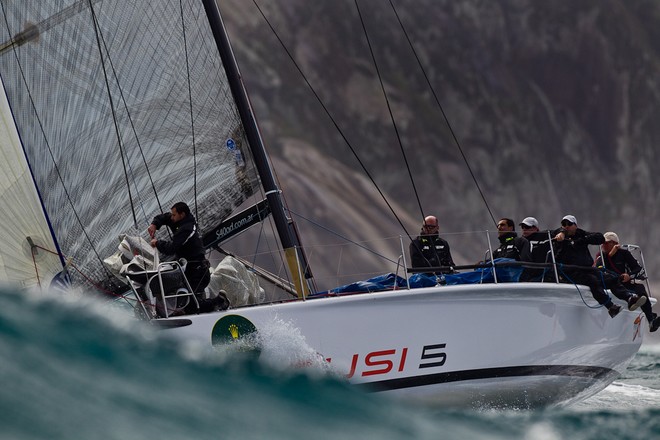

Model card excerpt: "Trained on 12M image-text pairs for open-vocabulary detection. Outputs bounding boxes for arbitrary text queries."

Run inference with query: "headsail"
[0,1,259,292]
[0,77,63,288]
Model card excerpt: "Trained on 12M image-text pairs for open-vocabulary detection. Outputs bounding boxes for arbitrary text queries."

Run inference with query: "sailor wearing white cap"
[519,217,539,229]
[518,217,554,282]
[596,232,659,332]
[553,215,646,318]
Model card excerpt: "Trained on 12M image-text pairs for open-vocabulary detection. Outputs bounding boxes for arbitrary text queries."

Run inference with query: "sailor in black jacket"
[595,231,659,332]
[409,216,455,274]
[518,217,555,282]
[148,202,211,294]
[492,218,531,261]
[553,215,645,318]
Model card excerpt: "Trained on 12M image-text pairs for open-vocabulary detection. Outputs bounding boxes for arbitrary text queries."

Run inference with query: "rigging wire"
[31,244,118,295]
[388,0,497,226]
[179,0,199,223]
[254,213,294,288]
[87,0,137,227]
[0,2,112,281]
[289,209,398,265]
[94,25,164,218]
[251,0,414,241]
[353,0,425,222]
[91,3,183,244]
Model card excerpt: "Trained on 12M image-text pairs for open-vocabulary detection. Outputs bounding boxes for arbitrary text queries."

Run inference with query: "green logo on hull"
[212,314,258,347]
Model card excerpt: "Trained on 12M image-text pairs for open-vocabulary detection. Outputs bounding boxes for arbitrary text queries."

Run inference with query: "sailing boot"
[627,294,647,311]
[214,291,230,311]
[650,314,660,333]
[608,304,622,318]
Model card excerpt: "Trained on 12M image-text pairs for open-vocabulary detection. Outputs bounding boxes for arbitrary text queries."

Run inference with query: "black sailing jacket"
[410,234,455,273]
[552,228,604,267]
[152,212,206,263]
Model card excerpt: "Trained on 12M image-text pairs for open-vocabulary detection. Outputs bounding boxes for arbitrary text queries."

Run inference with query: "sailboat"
[0,0,649,408]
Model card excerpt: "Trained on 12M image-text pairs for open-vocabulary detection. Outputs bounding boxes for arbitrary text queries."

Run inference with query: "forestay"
[0,0,259,292]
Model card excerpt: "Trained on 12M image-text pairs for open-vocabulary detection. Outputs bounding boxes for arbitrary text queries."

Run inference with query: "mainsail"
[0,0,259,292]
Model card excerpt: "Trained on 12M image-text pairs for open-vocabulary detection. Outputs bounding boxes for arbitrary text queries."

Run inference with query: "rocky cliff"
[218,0,660,289]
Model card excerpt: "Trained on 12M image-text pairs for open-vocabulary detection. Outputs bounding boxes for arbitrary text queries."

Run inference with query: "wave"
[1,285,659,440]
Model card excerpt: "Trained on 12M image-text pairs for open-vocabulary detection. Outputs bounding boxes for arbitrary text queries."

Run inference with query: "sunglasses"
[424,224,438,228]
[561,221,574,227]
[521,225,534,230]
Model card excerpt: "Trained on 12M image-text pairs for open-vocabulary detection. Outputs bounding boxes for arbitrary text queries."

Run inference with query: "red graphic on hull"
[327,344,445,378]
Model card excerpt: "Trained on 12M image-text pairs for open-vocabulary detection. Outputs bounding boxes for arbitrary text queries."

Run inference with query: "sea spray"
[253,316,331,371]
[208,314,339,377]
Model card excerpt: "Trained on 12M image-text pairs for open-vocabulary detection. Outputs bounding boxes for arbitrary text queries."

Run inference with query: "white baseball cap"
[519,217,539,228]
[604,232,619,243]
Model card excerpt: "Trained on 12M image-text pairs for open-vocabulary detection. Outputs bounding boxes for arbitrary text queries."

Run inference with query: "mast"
[201,0,314,297]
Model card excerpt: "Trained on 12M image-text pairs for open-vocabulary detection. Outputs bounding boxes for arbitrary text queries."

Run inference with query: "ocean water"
[1,286,659,440]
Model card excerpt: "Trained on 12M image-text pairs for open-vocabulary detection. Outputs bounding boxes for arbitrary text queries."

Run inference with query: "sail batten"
[0,0,259,292]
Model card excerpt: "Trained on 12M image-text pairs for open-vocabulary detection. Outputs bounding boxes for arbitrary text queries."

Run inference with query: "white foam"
[575,381,660,410]
[524,422,561,440]
[255,315,329,372]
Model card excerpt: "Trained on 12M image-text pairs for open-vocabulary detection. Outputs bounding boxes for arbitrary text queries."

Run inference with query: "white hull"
[156,282,644,408]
